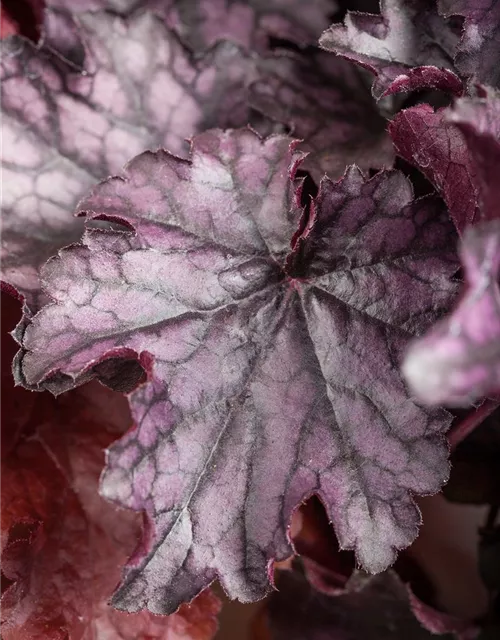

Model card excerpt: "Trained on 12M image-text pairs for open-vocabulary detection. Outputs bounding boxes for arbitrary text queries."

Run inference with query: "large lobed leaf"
[448,96,500,220]
[155,0,334,53]
[0,293,221,640]
[1,6,394,310]
[18,128,459,614]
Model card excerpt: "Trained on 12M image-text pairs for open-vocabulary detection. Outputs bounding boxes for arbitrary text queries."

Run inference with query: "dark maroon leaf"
[448,96,500,221]
[250,49,394,182]
[19,129,458,613]
[319,0,459,98]
[92,590,222,640]
[0,9,19,39]
[439,0,500,87]
[0,11,263,308]
[291,493,478,637]
[403,219,500,406]
[264,568,448,639]
[0,292,37,458]
[389,104,480,232]
[380,65,464,98]
[0,410,222,640]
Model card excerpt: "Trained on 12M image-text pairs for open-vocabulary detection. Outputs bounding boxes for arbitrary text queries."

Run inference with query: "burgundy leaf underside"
[20,129,458,614]
[389,105,479,233]
[289,493,477,637]
[448,96,500,221]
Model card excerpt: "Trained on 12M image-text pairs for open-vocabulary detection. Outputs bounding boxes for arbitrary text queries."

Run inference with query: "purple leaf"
[250,49,395,182]
[403,219,500,406]
[0,11,264,308]
[439,0,500,87]
[265,569,442,639]
[20,129,458,613]
[46,0,332,55]
[447,96,500,221]
[319,0,459,99]
[389,105,479,233]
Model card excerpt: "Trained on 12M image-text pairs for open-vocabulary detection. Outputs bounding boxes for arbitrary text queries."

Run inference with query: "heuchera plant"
[1,1,500,638]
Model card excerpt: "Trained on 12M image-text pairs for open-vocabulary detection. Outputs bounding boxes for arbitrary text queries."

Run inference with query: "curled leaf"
[319,0,459,98]
[389,104,479,233]
[447,96,500,221]
[380,65,464,98]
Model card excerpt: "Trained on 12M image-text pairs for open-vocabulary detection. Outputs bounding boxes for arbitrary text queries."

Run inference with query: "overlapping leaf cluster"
[1,1,500,638]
